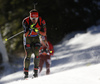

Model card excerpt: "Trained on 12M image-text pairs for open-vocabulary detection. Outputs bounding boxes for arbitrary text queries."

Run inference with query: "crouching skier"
[39,36,54,75]
[22,9,47,79]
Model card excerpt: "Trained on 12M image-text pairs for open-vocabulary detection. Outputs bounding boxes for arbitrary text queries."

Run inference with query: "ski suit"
[22,16,46,76]
[39,41,54,75]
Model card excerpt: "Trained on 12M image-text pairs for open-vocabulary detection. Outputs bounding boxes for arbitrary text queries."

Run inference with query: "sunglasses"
[30,17,38,20]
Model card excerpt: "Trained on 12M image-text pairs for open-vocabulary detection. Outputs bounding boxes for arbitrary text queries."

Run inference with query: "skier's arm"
[22,20,29,33]
[22,20,30,37]
[39,19,46,36]
[39,26,46,36]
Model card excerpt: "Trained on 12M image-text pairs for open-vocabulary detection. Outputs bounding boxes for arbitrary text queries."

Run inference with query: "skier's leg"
[33,57,40,77]
[23,44,32,79]
[32,41,41,77]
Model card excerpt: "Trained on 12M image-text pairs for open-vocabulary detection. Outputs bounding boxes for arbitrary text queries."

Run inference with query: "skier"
[22,9,46,79]
[39,36,54,75]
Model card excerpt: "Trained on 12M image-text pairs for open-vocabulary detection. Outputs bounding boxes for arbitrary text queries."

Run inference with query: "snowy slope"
[1,25,100,84]
[3,64,100,84]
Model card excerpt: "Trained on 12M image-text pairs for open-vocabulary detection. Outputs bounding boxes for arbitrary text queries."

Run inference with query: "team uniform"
[22,10,46,78]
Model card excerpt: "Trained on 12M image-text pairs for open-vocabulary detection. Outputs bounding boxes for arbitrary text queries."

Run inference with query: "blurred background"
[0,0,100,64]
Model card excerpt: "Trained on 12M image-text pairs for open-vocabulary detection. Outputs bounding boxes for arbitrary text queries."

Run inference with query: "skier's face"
[30,17,38,24]
[30,12,39,24]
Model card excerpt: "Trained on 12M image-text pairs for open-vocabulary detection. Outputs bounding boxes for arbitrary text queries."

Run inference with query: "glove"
[30,24,35,29]
[33,28,39,33]
[30,24,39,33]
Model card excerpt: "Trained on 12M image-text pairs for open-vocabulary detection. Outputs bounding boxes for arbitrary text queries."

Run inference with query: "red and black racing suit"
[22,16,46,77]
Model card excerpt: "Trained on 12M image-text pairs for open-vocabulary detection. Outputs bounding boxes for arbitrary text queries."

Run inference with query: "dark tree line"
[0,0,100,55]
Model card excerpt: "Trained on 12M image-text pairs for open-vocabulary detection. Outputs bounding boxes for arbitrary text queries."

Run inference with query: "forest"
[0,0,100,57]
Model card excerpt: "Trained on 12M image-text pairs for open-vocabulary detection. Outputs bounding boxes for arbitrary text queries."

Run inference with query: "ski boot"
[24,72,28,79]
[24,75,28,79]
[32,69,38,78]
[33,73,38,77]
[32,73,38,79]
[24,68,28,79]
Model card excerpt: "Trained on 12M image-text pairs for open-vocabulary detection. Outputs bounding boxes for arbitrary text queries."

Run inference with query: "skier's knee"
[25,44,31,49]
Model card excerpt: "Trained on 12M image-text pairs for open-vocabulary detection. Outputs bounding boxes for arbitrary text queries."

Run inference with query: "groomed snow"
[1,25,100,84]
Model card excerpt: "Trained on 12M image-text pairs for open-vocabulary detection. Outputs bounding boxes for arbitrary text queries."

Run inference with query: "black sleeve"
[22,20,29,33]
[39,17,46,32]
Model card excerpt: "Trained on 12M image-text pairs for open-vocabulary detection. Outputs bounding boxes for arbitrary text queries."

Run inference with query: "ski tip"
[5,39,8,41]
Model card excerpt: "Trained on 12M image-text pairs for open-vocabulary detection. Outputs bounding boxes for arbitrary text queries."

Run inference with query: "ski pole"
[5,30,24,41]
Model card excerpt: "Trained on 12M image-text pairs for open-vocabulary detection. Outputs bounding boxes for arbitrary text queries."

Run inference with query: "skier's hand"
[33,28,39,33]
[30,23,35,29]
[30,24,39,33]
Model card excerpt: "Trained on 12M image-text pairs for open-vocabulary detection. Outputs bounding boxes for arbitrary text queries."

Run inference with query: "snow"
[1,25,100,84]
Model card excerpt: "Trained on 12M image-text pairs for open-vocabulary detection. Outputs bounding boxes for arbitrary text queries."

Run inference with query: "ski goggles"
[30,17,38,20]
